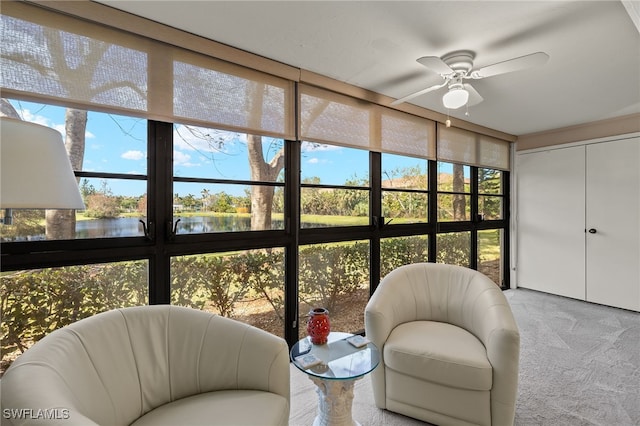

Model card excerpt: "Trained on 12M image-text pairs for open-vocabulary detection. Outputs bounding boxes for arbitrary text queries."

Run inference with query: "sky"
[9,99,437,198]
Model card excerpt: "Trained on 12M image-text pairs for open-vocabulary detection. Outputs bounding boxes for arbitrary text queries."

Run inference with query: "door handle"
[588,228,597,234]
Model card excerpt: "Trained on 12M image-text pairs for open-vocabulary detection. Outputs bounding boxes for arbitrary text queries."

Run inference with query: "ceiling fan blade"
[472,52,549,79]
[417,56,454,75]
[464,83,483,106]
[391,81,448,106]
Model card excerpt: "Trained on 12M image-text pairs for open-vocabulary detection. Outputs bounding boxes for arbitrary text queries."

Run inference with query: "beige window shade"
[172,49,293,138]
[1,3,150,114]
[300,84,435,158]
[299,84,374,150]
[0,2,294,139]
[379,106,435,159]
[438,125,511,170]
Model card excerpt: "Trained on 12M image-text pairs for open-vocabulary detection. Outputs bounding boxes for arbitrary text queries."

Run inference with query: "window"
[298,241,370,339]
[436,231,471,267]
[0,100,148,242]
[1,261,148,370]
[172,125,285,233]
[380,235,429,278]
[171,249,285,338]
[437,162,471,222]
[0,0,512,376]
[382,154,429,224]
[478,229,504,285]
[478,168,504,220]
[300,143,369,228]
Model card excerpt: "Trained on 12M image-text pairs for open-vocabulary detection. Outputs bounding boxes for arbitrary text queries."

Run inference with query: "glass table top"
[290,332,380,380]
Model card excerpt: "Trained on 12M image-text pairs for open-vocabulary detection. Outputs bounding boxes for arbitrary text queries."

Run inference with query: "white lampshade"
[442,88,469,110]
[1,117,85,209]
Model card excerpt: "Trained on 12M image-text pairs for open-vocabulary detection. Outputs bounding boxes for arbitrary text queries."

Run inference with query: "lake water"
[75,216,286,239]
[2,216,287,241]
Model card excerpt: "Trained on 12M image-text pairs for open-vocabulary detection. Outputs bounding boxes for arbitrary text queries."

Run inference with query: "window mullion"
[148,120,173,305]
[370,151,382,294]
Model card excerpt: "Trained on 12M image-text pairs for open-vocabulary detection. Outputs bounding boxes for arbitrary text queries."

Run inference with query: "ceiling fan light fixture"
[442,87,469,109]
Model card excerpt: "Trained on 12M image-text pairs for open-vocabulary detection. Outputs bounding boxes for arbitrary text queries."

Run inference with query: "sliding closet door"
[586,138,640,311]
[516,146,586,300]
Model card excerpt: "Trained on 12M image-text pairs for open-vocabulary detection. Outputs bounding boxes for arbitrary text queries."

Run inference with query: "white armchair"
[1,305,290,426]
[365,263,520,426]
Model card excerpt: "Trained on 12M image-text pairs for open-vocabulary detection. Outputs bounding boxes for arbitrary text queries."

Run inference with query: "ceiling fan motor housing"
[441,50,475,76]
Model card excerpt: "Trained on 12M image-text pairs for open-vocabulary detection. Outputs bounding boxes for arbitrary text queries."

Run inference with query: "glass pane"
[381,153,428,190]
[8,100,148,175]
[79,177,147,238]
[478,168,503,194]
[301,142,369,186]
[380,235,429,279]
[437,162,470,193]
[173,183,284,233]
[478,229,503,286]
[3,100,148,241]
[298,241,370,340]
[438,194,471,221]
[436,232,471,267]
[479,196,503,220]
[1,261,149,375]
[382,191,428,224]
[171,249,285,338]
[301,188,369,228]
[0,178,148,242]
[173,126,284,182]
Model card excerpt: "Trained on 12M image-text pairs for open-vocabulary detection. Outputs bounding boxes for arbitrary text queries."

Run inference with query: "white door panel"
[586,138,640,311]
[517,146,586,300]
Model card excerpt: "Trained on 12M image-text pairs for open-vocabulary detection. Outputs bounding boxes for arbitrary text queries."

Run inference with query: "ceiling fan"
[391,50,549,109]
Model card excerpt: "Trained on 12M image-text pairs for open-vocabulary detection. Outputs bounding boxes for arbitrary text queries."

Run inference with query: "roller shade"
[0,2,294,139]
[299,84,374,150]
[438,125,511,170]
[172,49,294,138]
[299,84,435,159]
[380,106,436,159]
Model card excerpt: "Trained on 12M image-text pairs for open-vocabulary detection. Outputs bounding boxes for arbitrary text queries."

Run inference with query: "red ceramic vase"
[307,307,330,345]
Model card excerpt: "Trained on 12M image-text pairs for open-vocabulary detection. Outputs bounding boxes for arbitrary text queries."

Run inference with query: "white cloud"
[121,150,145,161]
[174,150,199,167]
[20,109,49,127]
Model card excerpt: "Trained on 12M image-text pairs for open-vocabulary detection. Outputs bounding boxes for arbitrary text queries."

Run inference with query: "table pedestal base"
[309,376,361,426]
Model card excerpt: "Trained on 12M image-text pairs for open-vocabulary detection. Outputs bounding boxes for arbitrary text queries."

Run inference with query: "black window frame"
[1,116,510,352]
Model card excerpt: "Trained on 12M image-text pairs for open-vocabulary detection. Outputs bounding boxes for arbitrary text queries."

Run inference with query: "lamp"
[1,117,84,224]
[442,84,469,110]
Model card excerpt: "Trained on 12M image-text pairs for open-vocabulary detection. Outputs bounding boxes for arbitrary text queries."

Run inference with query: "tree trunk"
[46,109,86,240]
[452,164,466,221]
[247,134,284,230]
[244,81,285,231]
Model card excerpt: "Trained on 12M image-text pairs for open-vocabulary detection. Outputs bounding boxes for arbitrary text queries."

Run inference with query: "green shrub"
[299,242,369,311]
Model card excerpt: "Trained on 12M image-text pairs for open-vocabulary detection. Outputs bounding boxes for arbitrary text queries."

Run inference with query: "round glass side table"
[291,332,380,426]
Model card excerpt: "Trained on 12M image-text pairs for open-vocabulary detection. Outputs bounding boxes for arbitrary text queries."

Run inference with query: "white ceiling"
[97,0,640,136]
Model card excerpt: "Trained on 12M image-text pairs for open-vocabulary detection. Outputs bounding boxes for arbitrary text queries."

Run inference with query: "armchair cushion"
[130,391,289,426]
[384,321,492,391]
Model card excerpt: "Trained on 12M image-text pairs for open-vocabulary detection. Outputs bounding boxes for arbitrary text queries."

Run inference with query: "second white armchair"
[365,263,520,426]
